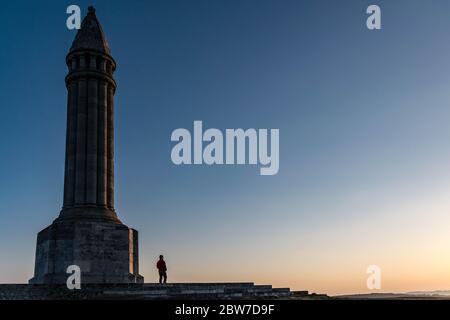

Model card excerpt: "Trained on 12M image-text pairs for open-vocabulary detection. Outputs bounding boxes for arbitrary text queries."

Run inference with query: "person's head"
[159,255,164,260]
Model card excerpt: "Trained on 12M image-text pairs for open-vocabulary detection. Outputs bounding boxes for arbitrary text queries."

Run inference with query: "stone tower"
[30,7,143,284]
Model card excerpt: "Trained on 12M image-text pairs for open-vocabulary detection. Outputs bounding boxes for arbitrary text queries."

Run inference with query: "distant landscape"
[336,291,450,300]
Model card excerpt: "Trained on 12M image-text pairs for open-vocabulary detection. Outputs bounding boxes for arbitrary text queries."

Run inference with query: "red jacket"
[157,260,167,271]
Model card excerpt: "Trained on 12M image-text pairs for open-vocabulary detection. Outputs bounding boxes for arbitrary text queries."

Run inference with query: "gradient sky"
[1,0,450,295]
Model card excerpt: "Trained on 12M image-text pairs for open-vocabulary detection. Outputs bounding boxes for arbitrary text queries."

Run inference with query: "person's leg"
[163,272,167,283]
[159,272,163,284]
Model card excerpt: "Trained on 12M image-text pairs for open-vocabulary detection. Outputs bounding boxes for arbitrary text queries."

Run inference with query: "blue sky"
[2,0,450,294]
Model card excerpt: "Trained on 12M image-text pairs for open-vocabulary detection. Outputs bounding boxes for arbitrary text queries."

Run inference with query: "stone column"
[63,81,78,207]
[74,78,87,204]
[86,78,98,204]
[97,81,108,206]
[107,84,114,209]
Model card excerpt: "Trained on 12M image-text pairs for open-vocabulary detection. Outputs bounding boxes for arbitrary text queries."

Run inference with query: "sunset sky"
[1,0,450,295]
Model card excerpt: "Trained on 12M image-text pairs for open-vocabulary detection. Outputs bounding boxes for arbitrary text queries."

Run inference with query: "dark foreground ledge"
[0,283,324,300]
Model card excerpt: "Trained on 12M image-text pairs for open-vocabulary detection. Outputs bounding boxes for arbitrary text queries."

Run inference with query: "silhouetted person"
[156,255,167,284]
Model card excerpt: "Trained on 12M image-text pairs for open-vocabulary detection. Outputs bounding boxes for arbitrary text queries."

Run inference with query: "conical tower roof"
[70,6,111,55]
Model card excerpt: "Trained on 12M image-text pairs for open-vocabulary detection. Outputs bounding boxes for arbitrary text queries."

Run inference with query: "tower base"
[29,217,143,284]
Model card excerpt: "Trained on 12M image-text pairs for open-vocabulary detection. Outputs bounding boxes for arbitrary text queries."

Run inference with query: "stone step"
[103,287,268,294]
[270,288,292,297]
[103,288,275,296]
[102,285,291,299]
[142,282,255,288]
[0,283,293,300]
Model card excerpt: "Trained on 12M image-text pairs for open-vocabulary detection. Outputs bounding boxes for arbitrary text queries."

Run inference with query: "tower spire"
[70,6,111,55]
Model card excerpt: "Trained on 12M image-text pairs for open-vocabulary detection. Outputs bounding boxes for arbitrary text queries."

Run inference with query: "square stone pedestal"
[29,219,144,284]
